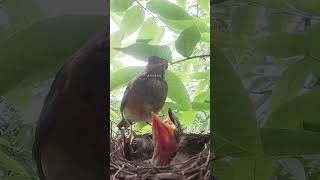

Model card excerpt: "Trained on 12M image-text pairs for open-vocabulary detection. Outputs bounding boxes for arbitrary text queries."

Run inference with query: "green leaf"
[190,71,209,80]
[0,15,106,96]
[270,59,310,111]
[288,0,320,16]
[267,10,288,33]
[110,30,124,58]
[252,32,308,57]
[201,32,210,43]
[213,159,235,180]
[4,85,32,109]
[166,70,191,110]
[177,0,187,9]
[3,0,43,30]
[194,18,210,33]
[212,47,260,157]
[159,17,194,31]
[191,102,209,111]
[119,5,145,37]
[137,18,159,41]
[194,80,208,96]
[115,42,172,62]
[0,150,28,176]
[232,157,274,180]
[14,125,34,151]
[175,25,201,57]
[176,110,196,126]
[232,5,257,39]
[110,0,134,12]
[261,128,320,156]
[240,0,284,9]
[110,12,123,26]
[150,26,165,45]
[194,90,209,102]
[147,0,192,20]
[306,24,320,60]
[110,66,142,91]
[0,137,11,149]
[198,0,209,14]
[266,86,320,131]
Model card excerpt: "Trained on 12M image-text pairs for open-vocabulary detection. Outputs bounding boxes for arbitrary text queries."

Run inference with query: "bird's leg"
[130,122,133,137]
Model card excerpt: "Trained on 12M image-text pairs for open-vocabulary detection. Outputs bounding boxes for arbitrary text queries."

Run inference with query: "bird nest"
[110,137,212,180]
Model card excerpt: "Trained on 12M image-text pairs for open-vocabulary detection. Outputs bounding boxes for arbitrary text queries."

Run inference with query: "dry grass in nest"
[110,138,211,180]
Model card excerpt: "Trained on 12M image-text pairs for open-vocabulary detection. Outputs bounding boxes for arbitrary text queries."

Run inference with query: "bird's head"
[151,112,177,166]
[146,56,168,77]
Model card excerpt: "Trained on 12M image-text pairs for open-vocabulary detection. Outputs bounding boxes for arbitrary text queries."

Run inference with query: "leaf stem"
[134,0,165,26]
[170,54,210,65]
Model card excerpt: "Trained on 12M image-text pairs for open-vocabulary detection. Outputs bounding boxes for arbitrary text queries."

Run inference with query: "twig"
[134,0,166,26]
[249,89,273,94]
[170,54,210,65]
[113,165,124,180]
[308,53,320,63]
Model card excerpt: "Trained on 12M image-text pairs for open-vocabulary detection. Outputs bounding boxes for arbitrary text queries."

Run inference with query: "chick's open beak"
[151,112,176,138]
[151,112,177,165]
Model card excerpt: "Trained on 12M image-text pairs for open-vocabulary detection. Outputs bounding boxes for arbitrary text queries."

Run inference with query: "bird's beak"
[160,61,168,70]
[151,112,176,138]
[151,112,177,165]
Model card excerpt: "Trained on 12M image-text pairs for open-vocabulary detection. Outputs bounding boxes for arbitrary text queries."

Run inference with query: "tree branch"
[170,54,210,65]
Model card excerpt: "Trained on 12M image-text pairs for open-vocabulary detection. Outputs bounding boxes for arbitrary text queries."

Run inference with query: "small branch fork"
[170,54,211,65]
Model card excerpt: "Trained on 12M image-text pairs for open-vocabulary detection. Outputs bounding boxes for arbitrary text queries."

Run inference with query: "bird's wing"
[32,62,69,180]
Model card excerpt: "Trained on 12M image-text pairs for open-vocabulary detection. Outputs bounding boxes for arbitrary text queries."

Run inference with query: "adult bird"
[117,56,168,134]
[32,30,107,180]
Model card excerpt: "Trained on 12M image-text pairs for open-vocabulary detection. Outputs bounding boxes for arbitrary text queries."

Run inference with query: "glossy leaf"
[137,18,159,41]
[166,70,191,110]
[120,5,145,37]
[147,0,192,20]
[115,42,172,62]
[110,0,134,12]
[175,25,201,57]
[110,30,124,58]
[198,0,209,14]
[150,26,165,45]
[177,0,187,9]
[110,66,142,91]
[212,47,261,156]
[201,32,210,43]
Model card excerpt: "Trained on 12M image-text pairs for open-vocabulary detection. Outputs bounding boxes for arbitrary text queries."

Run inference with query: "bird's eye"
[132,139,137,145]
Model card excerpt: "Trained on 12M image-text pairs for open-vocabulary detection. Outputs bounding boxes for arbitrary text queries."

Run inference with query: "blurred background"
[0,0,106,179]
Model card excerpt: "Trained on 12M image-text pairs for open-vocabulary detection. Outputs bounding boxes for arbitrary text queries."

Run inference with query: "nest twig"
[110,137,212,180]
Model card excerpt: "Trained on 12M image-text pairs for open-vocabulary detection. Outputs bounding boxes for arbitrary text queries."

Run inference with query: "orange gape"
[151,112,177,166]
